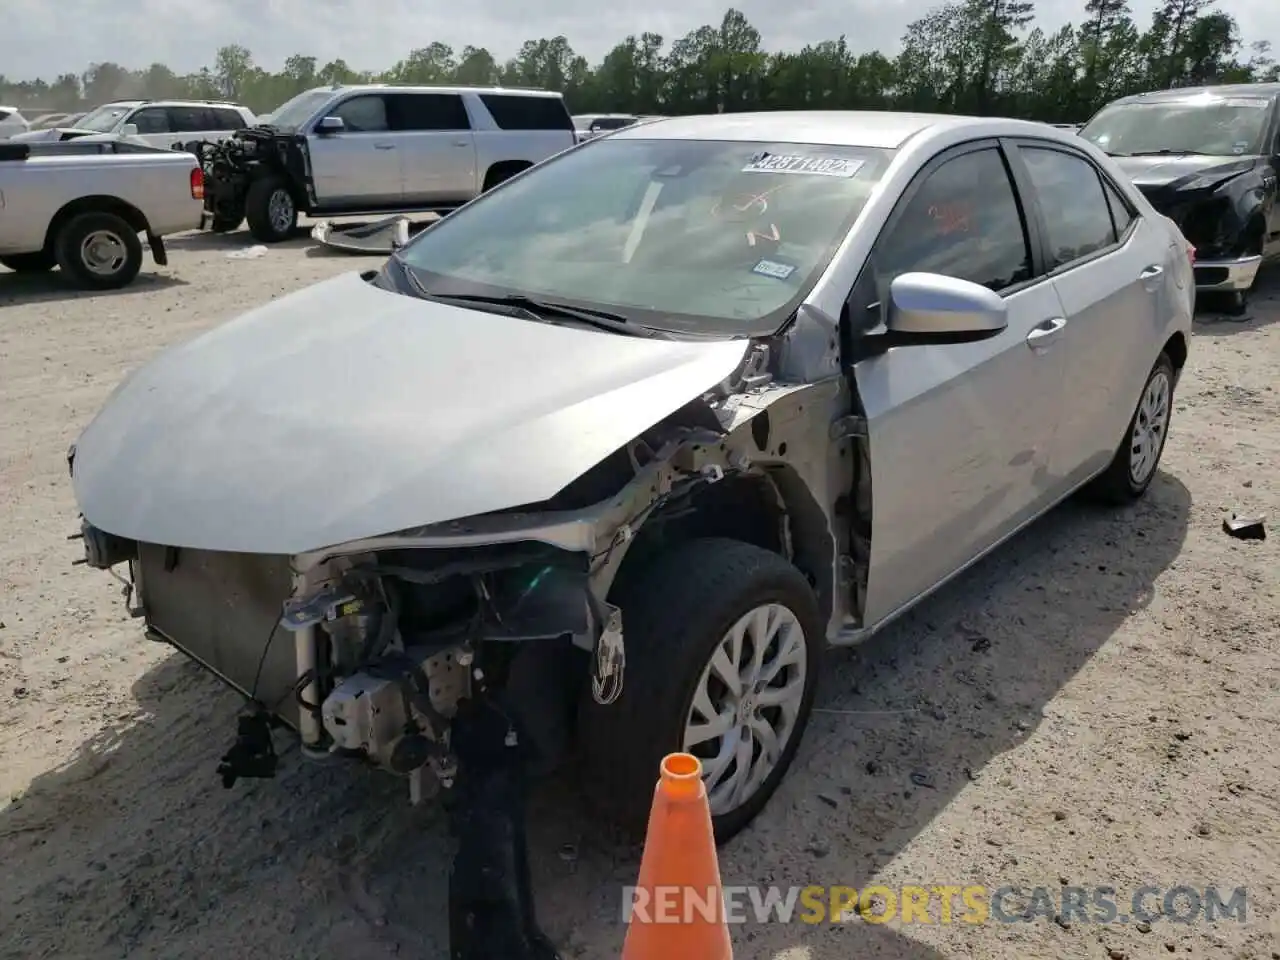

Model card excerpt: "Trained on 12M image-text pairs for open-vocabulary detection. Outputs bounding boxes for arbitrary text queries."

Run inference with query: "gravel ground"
[1,230,1278,960]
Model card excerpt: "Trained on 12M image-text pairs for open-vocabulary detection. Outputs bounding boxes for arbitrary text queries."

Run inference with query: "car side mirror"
[886,272,1008,340]
[316,116,345,134]
[121,124,139,138]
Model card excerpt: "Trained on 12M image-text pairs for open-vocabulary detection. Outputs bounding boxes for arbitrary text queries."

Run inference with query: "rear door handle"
[453,140,470,147]
[374,143,396,150]
[1140,264,1164,291]
[1026,316,1067,350]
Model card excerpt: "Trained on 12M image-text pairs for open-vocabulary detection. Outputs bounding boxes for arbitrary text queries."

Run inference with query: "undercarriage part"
[447,692,561,960]
[216,712,278,787]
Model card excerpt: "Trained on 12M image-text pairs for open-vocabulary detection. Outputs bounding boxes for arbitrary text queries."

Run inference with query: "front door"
[389,93,477,206]
[850,143,1068,627]
[305,94,402,208]
[124,106,173,148]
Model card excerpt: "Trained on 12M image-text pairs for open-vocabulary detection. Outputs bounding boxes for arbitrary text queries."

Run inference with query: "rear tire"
[1086,351,1175,504]
[578,538,823,844]
[245,176,297,243]
[53,212,143,290]
[0,251,56,273]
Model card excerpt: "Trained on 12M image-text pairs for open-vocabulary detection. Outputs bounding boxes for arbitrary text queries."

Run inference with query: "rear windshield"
[397,137,893,337]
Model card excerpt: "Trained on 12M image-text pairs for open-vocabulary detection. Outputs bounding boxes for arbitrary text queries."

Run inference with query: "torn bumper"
[311,215,412,254]
[1194,254,1262,293]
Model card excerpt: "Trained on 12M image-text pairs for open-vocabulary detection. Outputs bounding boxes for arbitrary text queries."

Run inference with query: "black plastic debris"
[1223,514,1266,541]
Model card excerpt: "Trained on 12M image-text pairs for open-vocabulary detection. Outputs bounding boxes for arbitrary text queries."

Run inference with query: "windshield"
[74,104,135,132]
[1080,97,1272,157]
[266,89,334,130]
[395,137,892,336]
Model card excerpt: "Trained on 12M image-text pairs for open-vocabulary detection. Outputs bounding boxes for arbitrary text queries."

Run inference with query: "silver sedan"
[69,110,1194,845]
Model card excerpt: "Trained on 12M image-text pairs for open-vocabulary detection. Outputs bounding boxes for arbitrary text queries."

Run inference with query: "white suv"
[10,100,255,149]
[0,107,29,139]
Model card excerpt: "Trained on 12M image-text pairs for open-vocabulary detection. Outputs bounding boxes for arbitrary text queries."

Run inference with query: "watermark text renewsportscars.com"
[622,884,1248,926]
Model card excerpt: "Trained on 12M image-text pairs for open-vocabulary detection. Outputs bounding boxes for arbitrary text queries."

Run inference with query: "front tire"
[53,212,143,290]
[578,538,823,843]
[1087,351,1175,503]
[245,176,297,243]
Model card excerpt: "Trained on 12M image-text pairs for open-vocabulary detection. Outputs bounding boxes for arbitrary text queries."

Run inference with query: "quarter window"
[1101,177,1135,237]
[479,94,573,131]
[332,95,389,133]
[876,147,1032,293]
[1020,146,1117,267]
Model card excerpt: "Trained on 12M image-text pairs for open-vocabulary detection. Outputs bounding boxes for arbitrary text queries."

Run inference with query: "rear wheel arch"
[43,196,150,254]
[481,160,532,192]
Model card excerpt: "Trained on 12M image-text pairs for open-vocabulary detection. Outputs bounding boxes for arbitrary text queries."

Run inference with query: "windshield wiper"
[417,289,664,338]
[1122,149,1213,157]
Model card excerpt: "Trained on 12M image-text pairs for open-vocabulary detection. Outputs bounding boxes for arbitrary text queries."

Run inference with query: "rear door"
[388,92,476,205]
[306,93,401,207]
[850,141,1069,626]
[1006,139,1166,486]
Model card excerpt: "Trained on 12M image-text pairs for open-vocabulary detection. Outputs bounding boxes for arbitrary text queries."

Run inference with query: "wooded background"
[3,0,1278,123]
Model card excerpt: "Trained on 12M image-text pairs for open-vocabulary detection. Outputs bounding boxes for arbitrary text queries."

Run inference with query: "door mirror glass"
[887,272,1008,337]
[121,123,139,138]
[316,115,345,134]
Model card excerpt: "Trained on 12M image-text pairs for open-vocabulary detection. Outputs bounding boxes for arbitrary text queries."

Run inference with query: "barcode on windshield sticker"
[742,153,864,177]
[752,259,796,280]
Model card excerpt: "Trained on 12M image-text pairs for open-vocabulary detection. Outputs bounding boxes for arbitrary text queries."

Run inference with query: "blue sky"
[3,0,1274,82]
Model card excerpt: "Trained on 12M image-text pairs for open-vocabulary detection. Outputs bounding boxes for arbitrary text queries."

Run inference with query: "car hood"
[1111,154,1259,190]
[72,272,750,555]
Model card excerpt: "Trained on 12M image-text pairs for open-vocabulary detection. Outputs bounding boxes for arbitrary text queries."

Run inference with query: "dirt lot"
[1,230,1278,960]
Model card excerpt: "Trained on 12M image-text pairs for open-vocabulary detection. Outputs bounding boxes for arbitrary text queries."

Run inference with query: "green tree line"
[4,0,1278,124]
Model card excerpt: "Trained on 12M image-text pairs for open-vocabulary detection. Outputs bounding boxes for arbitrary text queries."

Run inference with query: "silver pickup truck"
[194,84,579,242]
[0,139,205,289]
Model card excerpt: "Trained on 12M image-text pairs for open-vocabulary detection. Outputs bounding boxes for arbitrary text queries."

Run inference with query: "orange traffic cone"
[621,753,733,959]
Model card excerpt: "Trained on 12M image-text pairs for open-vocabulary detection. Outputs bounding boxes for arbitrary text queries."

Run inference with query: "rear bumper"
[1194,255,1262,292]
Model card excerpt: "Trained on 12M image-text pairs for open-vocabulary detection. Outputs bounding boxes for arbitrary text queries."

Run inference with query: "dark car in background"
[1080,83,1280,312]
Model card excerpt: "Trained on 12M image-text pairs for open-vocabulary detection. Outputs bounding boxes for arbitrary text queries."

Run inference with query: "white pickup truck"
[196,84,580,241]
[0,139,205,289]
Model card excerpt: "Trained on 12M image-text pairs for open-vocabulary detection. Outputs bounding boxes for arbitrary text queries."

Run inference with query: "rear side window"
[480,94,573,131]
[1019,146,1117,268]
[212,108,247,130]
[388,93,469,131]
[167,106,212,133]
[876,147,1032,293]
[129,107,171,134]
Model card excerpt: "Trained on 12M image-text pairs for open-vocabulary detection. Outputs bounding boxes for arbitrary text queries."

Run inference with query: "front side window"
[395,137,894,336]
[1019,146,1117,268]
[875,147,1032,294]
[1080,97,1273,157]
[332,95,389,132]
[129,108,171,134]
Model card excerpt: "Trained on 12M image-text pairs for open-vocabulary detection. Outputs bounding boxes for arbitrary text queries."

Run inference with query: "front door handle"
[374,143,396,150]
[1026,316,1067,351]
[1140,264,1164,291]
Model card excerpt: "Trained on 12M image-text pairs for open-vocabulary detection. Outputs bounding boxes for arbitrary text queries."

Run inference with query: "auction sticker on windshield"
[751,258,797,280]
[743,152,864,177]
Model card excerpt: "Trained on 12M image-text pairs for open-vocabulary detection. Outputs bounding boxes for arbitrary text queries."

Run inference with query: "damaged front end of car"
[66,300,857,957]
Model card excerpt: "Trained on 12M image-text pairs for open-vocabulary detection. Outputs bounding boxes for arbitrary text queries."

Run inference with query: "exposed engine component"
[321,645,469,772]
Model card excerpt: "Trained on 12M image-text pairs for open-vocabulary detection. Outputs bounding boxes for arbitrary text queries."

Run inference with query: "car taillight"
[190,166,204,200]
[1186,244,1196,266]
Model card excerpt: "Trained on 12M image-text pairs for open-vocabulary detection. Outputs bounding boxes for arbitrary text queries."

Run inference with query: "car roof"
[1109,82,1280,105]
[319,84,562,99]
[607,111,1070,150]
